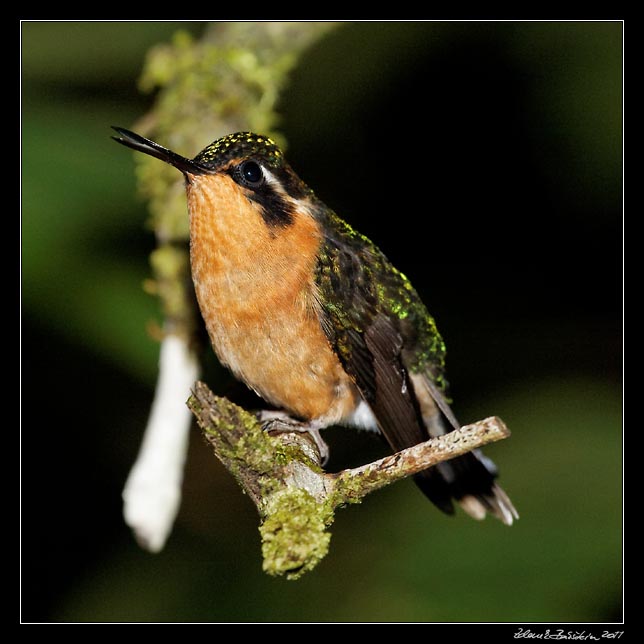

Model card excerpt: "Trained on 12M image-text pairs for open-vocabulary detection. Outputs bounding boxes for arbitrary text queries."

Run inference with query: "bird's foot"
[258,411,330,466]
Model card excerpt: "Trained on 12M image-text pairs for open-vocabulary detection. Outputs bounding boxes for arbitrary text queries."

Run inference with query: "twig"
[187,381,511,580]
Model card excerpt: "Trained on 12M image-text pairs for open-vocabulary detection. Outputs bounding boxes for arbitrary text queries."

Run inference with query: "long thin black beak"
[111,126,208,175]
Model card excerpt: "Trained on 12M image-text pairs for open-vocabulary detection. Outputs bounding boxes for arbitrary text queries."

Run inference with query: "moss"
[237,430,281,474]
[198,399,276,471]
[260,488,333,580]
[190,392,336,580]
[330,466,398,508]
[331,476,366,507]
[272,439,324,473]
[193,394,326,514]
[148,245,192,325]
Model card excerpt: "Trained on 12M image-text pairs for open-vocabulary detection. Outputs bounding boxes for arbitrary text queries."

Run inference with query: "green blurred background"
[22,22,622,623]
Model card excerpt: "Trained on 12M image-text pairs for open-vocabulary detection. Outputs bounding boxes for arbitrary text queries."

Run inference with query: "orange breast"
[187,173,359,423]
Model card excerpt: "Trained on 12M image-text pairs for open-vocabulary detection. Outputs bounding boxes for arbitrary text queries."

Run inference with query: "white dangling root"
[122,334,199,552]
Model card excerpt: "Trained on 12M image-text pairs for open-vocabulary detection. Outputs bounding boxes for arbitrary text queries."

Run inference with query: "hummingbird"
[113,127,518,525]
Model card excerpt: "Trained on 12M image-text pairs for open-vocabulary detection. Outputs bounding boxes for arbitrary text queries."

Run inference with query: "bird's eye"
[238,160,263,187]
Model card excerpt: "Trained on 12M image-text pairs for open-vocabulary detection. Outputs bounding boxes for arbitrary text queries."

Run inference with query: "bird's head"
[112,127,314,230]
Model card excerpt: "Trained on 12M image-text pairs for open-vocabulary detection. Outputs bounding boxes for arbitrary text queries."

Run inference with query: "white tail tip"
[459,484,519,526]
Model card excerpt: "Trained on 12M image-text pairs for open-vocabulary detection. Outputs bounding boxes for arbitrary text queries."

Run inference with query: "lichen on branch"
[187,381,511,580]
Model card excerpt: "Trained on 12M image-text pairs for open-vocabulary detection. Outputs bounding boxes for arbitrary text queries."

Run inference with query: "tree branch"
[187,381,511,580]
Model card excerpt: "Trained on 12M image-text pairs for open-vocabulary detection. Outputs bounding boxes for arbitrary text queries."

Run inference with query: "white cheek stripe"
[261,166,279,187]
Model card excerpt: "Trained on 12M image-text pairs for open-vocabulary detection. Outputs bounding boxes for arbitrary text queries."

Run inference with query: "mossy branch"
[187,381,511,580]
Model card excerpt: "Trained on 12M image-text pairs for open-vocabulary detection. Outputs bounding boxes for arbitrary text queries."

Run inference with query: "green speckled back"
[314,207,448,393]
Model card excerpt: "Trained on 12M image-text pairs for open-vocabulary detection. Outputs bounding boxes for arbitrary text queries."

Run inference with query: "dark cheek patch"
[248,185,295,228]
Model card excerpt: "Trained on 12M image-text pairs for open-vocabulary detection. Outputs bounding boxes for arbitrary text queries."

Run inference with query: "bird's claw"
[259,412,330,466]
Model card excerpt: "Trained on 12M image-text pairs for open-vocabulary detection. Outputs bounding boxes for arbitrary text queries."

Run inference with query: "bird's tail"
[410,374,518,525]
[413,449,518,525]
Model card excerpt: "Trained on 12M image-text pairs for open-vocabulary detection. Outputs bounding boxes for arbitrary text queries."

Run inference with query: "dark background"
[22,22,622,622]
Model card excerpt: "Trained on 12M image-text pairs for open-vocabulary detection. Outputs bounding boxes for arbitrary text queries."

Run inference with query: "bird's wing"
[314,213,518,523]
[315,213,450,452]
